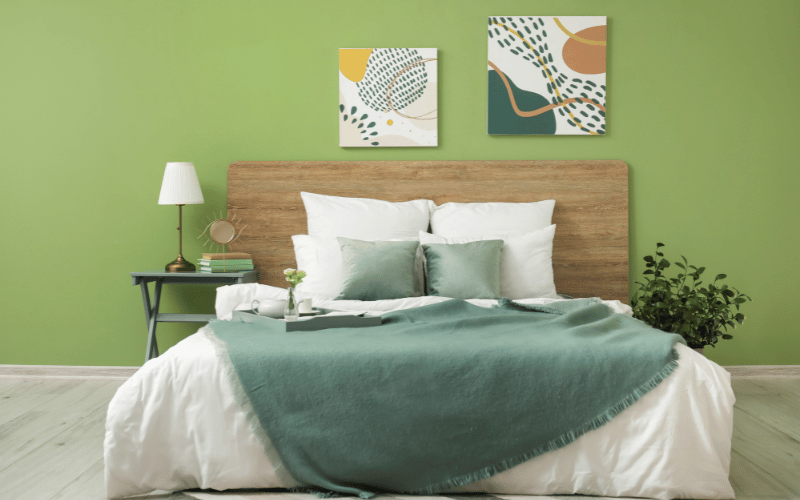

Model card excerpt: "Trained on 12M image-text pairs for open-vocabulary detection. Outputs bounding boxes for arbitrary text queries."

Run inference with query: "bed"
[104,161,735,499]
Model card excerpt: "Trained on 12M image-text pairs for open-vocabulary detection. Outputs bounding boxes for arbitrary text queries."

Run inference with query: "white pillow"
[418,225,558,299]
[292,235,424,299]
[301,192,435,240]
[430,200,555,238]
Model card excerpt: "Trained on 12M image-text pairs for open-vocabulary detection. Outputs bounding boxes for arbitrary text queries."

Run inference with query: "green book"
[199,265,254,273]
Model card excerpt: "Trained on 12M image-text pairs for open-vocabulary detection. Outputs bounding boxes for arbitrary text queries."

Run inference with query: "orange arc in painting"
[339,49,373,82]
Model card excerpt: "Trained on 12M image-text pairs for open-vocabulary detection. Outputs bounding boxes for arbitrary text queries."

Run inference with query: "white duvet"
[105,285,736,499]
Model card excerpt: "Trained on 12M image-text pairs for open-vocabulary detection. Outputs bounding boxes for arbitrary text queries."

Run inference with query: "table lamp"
[158,162,204,272]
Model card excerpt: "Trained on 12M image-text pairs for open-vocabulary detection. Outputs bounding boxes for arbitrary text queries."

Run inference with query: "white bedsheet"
[105,290,735,499]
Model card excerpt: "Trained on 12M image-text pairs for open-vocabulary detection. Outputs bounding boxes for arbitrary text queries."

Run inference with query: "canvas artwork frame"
[487,16,607,136]
[339,48,438,147]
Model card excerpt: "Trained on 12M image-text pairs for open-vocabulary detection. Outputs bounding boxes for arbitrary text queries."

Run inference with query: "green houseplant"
[630,243,751,350]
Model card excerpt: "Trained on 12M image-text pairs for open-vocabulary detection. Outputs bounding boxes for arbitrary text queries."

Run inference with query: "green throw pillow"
[422,240,503,299]
[336,238,419,301]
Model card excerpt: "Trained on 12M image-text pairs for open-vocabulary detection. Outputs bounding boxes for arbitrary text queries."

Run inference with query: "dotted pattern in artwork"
[358,48,428,113]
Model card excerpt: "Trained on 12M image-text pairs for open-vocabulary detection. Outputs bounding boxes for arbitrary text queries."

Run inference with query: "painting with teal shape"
[339,48,438,147]
[487,16,607,136]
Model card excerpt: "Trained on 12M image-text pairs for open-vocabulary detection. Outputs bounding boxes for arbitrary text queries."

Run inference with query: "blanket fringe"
[408,349,681,496]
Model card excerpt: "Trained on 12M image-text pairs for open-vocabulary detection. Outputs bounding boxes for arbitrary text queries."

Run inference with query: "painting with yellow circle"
[339,48,438,147]
[488,17,606,135]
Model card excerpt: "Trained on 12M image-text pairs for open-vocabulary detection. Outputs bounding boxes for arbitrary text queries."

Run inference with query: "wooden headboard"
[227,160,629,303]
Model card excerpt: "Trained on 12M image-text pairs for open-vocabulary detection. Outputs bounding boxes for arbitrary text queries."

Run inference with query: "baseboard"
[724,365,800,379]
[0,364,140,379]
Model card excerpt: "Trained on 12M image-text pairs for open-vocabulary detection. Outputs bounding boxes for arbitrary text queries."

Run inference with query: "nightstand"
[131,270,258,362]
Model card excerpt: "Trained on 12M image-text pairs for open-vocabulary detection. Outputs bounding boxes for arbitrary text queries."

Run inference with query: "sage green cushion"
[336,238,419,301]
[422,240,503,299]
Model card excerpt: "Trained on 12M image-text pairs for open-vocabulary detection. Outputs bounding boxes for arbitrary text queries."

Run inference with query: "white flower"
[284,268,295,275]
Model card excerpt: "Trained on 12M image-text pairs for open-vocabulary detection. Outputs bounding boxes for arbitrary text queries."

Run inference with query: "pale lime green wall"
[1,1,798,366]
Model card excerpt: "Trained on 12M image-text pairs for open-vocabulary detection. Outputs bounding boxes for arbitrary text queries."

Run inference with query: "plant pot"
[692,347,705,356]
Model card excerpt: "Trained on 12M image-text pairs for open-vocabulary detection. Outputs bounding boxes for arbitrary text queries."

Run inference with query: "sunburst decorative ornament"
[198,213,246,254]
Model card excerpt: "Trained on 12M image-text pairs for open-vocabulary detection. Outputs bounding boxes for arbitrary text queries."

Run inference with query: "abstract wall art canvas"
[487,16,607,136]
[339,48,437,147]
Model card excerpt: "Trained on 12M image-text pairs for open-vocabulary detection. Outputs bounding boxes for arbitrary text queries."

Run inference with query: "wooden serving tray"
[232,310,383,332]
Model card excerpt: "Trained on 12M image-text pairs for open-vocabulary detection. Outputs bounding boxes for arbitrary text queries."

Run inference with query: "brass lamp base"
[165,255,196,272]
[165,204,195,272]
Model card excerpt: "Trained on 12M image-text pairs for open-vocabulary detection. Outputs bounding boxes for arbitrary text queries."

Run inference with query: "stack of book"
[198,252,255,273]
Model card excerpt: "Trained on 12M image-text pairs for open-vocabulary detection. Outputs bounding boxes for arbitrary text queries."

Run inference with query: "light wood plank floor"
[0,376,797,500]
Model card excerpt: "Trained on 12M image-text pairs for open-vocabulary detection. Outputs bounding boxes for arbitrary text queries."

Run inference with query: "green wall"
[2,0,798,367]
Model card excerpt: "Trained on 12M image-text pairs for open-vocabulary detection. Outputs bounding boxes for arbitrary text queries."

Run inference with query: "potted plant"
[630,243,751,354]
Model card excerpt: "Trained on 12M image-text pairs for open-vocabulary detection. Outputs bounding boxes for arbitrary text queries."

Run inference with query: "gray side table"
[131,270,258,362]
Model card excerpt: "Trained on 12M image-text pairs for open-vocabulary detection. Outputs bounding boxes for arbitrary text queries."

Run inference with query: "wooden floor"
[0,376,797,500]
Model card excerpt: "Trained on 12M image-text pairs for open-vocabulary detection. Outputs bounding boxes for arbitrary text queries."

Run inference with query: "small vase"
[284,287,299,321]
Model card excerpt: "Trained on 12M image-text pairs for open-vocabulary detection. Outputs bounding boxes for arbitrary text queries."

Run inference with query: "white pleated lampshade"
[158,162,204,205]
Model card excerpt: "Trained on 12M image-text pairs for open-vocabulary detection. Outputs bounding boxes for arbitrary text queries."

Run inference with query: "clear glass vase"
[284,286,299,321]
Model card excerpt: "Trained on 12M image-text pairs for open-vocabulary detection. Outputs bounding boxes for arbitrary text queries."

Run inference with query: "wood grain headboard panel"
[227,160,629,303]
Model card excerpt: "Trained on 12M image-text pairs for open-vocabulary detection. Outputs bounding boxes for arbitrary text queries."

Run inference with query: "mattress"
[104,295,735,499]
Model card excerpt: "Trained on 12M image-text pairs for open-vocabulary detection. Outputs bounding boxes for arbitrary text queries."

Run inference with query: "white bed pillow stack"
[294,193,558,301]
[427,199,558,299]
[294,192,434,299]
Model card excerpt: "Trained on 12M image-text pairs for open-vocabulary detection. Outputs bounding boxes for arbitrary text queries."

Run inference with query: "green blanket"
[207,298,683,497]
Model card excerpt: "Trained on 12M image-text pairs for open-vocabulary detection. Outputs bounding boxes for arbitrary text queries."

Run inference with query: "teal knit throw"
[208,298,683,497]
